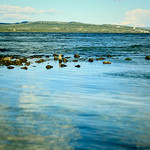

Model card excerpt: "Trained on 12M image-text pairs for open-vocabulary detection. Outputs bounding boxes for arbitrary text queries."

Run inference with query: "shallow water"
[0,33,150,150]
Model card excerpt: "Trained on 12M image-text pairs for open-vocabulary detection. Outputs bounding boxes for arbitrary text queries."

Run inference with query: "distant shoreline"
[0,21,149,34]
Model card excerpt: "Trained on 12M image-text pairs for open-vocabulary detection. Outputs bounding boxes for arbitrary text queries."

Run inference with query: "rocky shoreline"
[0,53,150,70]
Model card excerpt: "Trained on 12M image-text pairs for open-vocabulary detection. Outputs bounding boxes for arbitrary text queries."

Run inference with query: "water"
[0,33,150,150]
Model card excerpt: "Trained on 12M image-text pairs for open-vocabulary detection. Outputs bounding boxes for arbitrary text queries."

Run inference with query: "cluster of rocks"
[0,54,150,70]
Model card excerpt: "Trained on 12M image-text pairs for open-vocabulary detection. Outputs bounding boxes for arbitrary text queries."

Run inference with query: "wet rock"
[96,57,105,60]
[63,58,68,63]
[88,58,94,62]
[2,57,11,61]
[35,59,45,63]
[145,56,150,60]
[125,58,132,60]
[80,58,86,61]
[107,54,113,57]
[54,56,58,61]
[60,64,67,67]
[21,66,28,70]
[25,62,31,66]
[74,54,80,58]
[75,65,81,68]
[20,57,27,63]
[46,65,53,69]
[73,60,78,62]
[7,66,14,69]
[53,53,58,57]
[65,57,71,59]
[15,59,23,65]
[103,61,111,64]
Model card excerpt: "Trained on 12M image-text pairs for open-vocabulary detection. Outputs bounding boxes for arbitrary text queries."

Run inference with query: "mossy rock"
[125,58,132,60]
[145,56,150,60]
[89,58,94,62]
[74,54,80,58]
[103,61,111,64]
[46,65,53,69]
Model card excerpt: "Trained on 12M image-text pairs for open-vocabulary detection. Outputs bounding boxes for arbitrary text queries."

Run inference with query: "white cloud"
[121,9,150,27]
[0,5,60,22]
[0,5,37,14]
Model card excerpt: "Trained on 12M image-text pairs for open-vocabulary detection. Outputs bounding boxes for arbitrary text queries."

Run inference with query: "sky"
[0,0,150,27]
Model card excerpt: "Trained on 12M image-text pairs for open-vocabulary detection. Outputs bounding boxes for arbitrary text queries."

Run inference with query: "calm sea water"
[0,33,150,150]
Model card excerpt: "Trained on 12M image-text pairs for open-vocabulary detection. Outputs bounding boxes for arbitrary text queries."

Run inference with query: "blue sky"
[0,0,150,27]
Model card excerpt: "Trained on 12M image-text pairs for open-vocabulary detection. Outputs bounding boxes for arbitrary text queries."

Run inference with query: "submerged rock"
[88,58,94,62]
[145,56,150,60]
[54,56,58,60]
[35,59,45,63]
[7,66,14,69]
[21,66,28,70]
[53,53,58,57]
[125,58,132,60]
[60,64,67,67]
[107,54,113,57]
[96,57,105,60]
[103,61,111,64]
[25,62,31,66]
[75,65,81,68]
[46,65,53,69]
[73,60,78,62]
[74,54,80,58]
[63,58,68,63]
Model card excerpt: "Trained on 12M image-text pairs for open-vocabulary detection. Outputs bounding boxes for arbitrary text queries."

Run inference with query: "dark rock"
[53,53,58,56]
[25,62,31,66]
[63,58,68,63]
[35,59,45,63]
[15,60,23,65]
[75,65,81,68]
[65,57,71,59]
[125,58,132,60]
[89,58,94,62]
[96,57,105,60]
[21,66,28,70]
[103,61,111,64]
[60,64,67,67]
[54,56,58,60]
[7,66,14,69]
[107,54,113,57]
[46,65,53,69]
[74,54,80,58]
[73,60,78,62]
[145,56,150,60]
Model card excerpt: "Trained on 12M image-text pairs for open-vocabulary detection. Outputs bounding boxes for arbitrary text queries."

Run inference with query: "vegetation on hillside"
[0,21,149,33]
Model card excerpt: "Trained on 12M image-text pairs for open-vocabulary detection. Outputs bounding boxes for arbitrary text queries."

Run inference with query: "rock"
[125,58,132,60]
[96,57,105,60]
[73,60,78,62]
[60,64,67,67]
[46,65,53,69]
[25,62,31,66]
[75,65,81,68]
[63,58,68,63]
[2,57,11,61]
[103,61,111,64]
[15,60,23,66]
[80,58,86,61]
[107,54,113,57]
[35,59,45,63]
[54,56,58,60]
[89,58,94,62]
[20,58,27,63]
[74,54,80,58]
[53,53,58,56]
[7,66,14,69]
[21,66,28,70]
[145,56,150,60]
[65,57,71,59]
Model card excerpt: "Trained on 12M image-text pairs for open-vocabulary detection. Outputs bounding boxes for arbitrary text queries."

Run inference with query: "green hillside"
[0,21,149,33]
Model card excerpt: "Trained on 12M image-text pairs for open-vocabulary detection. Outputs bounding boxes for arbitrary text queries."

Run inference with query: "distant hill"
[0,21,149,33]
